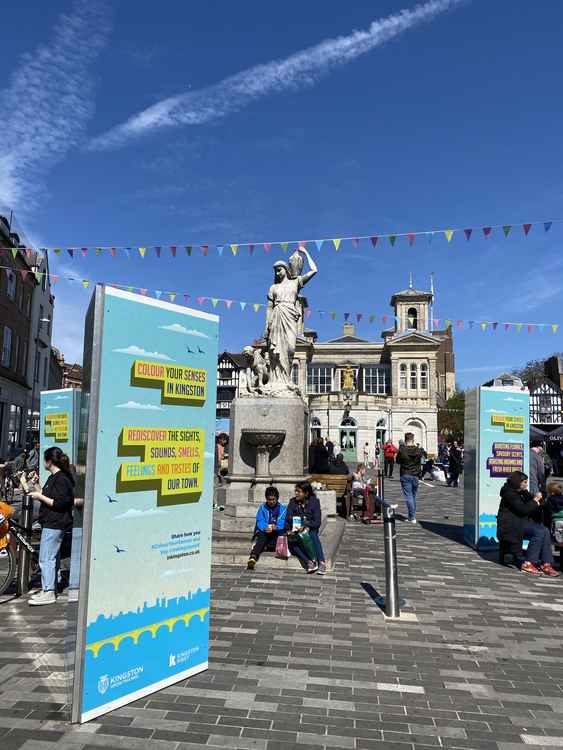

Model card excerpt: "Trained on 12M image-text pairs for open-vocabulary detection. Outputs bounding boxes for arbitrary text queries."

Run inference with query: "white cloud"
[112,345,173,361]
[54,395,70,401]
[115,400,163,411]
[45,405,57,410]
[90,0,464,150]
[114,508,167,520]
[159,323,210,338]
[0,0,111,210]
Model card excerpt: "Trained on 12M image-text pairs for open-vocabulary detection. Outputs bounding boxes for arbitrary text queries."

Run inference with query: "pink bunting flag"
[523,223,532,236]
[51,274,59,284]
[482,227,492,238]
[432,319,440,328]
[200,245,208,256]
[26,248,34,259]
[504,323,511,331]
[196,296,206,305]
[456,320,463,329]
[370,236,378,247]
[81,247,88,257]
[305,309,312,319]
[110,247,117,257]
[464,228,472,241]
[527,324,534,333]
[224,300,233,309]
[170,246,177,257]
[263,243,272,253]
[140,288,148,296]
[406,232,416,246]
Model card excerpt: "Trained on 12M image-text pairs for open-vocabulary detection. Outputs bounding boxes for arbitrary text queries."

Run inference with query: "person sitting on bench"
[247,487,286,570]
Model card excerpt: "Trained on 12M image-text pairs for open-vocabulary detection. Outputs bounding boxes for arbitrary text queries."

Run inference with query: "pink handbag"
[275,535,290,559]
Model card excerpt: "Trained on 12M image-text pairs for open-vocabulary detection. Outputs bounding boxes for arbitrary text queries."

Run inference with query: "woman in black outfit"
[497,470,559,577]
[28,447,75,605]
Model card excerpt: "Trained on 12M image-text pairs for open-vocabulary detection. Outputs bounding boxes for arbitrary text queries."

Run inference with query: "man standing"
[529,440,546,497]
[395,433,424,523]
[447,441,463,488]
[383,440,398,478]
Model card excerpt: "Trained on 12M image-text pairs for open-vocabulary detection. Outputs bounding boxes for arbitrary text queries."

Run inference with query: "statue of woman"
[263,248,317,394]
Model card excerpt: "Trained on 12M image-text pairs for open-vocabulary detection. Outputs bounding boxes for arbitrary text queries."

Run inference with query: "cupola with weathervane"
[390,273,433,333]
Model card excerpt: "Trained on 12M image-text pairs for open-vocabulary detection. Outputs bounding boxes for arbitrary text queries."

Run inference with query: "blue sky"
[1,0,563,388]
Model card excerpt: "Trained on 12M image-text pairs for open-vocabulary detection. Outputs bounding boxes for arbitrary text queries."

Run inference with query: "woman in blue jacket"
[247,487,286,569]
[285,481,326,575]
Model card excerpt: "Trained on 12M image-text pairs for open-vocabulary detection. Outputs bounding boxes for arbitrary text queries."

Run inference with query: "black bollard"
[16,494,34,597]
[383,504,400,618]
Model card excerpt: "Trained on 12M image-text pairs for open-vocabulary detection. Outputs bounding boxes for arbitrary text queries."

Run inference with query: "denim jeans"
[400,474,419,520]
[308,529,325,563]
[68,526,83,590]
[523,522,554,565]
[39,528,66,592]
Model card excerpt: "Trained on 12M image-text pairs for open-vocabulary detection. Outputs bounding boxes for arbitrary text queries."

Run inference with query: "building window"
[2,326,12,368]
[420,363,428,391]
[8,405,23,448]
[410,363,418,390]
[407,307,418,330]
[307,365,333,394]
[6,270,16,300]
[291,362,299,386]
[400,364,407,389]
[364,366,389,395]
[310,416,321,441]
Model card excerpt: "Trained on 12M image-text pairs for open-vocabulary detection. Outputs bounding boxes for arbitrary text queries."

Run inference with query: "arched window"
[291,362,299,385]
[310,416,321,441]
[410,363,418,390]
[341,417,357,427]
[400,364,407,389]
[407,307,418,330]
[420,363,428,391]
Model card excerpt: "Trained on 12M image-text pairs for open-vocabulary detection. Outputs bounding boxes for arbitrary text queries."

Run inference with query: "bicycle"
[0,515,40,596]
[0,466,20,504]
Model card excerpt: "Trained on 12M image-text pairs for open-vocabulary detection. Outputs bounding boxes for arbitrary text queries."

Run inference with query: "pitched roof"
[326,335,370,344]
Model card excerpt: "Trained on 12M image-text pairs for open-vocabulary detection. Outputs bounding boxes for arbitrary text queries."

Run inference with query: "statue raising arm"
[298,247,318,287]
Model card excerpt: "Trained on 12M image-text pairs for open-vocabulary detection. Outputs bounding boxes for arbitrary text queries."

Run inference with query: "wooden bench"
[310,474,352,518]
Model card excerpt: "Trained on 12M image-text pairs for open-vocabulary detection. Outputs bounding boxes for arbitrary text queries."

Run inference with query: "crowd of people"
[247,481,326,574]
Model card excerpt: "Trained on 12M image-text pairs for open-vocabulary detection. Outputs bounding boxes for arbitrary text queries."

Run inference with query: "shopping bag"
[275,535,290,559]
[297,530,317,560]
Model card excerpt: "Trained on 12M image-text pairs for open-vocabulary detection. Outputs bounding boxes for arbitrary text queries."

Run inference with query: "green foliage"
[513,352,563,385]
[438,390,465,441]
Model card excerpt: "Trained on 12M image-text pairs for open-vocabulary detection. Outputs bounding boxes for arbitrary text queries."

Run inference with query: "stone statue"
[342,366,355,391]
[262,248,317,395]
[242,345,269,395]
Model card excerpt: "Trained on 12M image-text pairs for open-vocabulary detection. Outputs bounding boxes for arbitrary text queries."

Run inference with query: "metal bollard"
[383,504,400,618]
[16,494,34,597]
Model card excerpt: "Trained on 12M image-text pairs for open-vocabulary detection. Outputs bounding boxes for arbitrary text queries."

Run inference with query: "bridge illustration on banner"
[85,606,209,658]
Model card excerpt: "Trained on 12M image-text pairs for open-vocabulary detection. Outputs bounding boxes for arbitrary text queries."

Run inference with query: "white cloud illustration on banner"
[115,400,163,411]
[114,508,168,520]
[159,323,210,338]
[54,395,70,401]
[161,568,194,578]
[112,345,174,361]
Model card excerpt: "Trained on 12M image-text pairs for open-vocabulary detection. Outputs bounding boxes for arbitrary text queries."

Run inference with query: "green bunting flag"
[185,245,192,256]
[53,248,62,256]
[502,225,512,237]
[388,235,397,247]
[211,298,219,307]
[280,242,289,253]
[330,311,336,320]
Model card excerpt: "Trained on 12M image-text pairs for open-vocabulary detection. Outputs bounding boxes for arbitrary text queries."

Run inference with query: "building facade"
[0,217,37,454]
[26,250,54,432]
[61,361,83,389]
[218,285,455,459]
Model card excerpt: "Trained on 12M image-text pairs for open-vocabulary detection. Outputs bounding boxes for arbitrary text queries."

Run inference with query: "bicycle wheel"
[0,545,16,596]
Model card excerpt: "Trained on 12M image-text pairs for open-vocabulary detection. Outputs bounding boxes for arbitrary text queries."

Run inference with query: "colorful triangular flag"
[552,324,559,333]
[53,248,61,256]
[315,239,323,251]
[305,308,312,319]
[167,292,176,302]
[264,243,272,253]
[527,324,534,333]
[480,321,487,331]
[330,311,336,320]
[444,229,454,243]
[280,242,289,253]
[370,236,378,247]
[51,274,59,284]
[332,239,341,251]
[154,246,161,257]
[170,246,177,257]
[492,322,498,330]
[110,247,117,257]
[196,296,206,305]
[81,247,88,257]
[502,225,512,238]
[140,288,148,296]
[544,221,552,233]
[427,232,434,244]
[240,302,247,311]
[137,247,146,257]
[352,238,359,248]
[388,235,397,247]
[183,293,190,303]
[211,298,219,308]
[344,312,350,321]
[504,323,511,331]
[356,313,363,322]
[230,244,238,256]
[516,323,523,333]
[482,227,492,238]
[249,244,255,255]
[464,228,472,241]
[82,279,89,289]
[406,233,416,246]
[95,247,103,256]
[253,303,261,313]
[200,245,208,256]
[124,248,131,258]
[432,318,440,328]
[185,245,192,256]
[225,300,233,309]
[368,314,375,323]
[522,223,532,236]
[67,248,74,257]
[154,290,162,299]
[217,245,224,256]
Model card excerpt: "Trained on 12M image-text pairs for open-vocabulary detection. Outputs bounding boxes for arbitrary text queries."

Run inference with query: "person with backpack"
[27,447,75,605]
[247,487,287,569]
[285,481,326,574]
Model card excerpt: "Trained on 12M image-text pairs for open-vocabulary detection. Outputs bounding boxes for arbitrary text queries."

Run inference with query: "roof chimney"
[343,323,356,337]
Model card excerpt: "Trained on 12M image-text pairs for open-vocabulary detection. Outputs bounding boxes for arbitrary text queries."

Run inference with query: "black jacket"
[285,495,322,532]
[496,483,538,543]
[38,471,74,531]
[395,445,424,476]
[448,447,463,473]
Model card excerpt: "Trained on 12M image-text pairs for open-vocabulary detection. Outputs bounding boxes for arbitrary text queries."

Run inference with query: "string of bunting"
[0,217,559,259]
[3,264,558,334]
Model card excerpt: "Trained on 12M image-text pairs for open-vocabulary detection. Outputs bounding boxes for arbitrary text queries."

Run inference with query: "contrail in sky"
[90,0,466,151]
[0,0,111,210]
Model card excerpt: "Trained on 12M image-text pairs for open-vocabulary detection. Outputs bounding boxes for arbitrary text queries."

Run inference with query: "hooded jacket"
[496,483,538,543]
[255,501,287,533]
[395,445,424,476]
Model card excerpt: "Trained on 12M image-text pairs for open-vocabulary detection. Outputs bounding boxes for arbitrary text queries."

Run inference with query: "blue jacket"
[255,501,287,532]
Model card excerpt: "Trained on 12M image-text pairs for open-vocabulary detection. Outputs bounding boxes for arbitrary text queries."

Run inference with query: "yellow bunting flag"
[95,247,103,256]
[211,298,219,308]
[552,324,559,334]
[253,303,261,313]
[332,239,341,251]
[230,244,238,256]
[480,322,487,331]
[11,248,18,259]
[168,292,176,302]
[82,280,90,289]
[444,229,454,243]
[138,247,146,257]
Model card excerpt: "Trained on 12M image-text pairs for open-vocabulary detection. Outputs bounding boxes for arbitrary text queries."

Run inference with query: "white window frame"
[307,365,333,394]
[399,363,407,390]
[363,365,389,395]
[410,363,418,390]
[420,363,428,391]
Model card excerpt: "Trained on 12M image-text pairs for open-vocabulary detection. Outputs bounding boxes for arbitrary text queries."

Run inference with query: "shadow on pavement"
[418,519,466,544]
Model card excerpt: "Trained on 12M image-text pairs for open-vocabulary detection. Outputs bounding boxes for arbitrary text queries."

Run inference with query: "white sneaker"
[29,590,56,606]
[409,519,417,524]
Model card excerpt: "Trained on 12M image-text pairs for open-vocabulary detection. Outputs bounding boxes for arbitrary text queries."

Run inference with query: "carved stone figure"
[341,365,356,391]
[242,345,269,395]
[262,248,317,395]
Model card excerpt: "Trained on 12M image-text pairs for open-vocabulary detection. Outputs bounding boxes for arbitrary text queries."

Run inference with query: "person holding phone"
[26,447,75,605]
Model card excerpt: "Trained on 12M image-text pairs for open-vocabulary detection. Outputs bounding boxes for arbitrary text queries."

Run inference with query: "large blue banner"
[39,388,81,485]
[73,287,218,722]
[464,387,529,547]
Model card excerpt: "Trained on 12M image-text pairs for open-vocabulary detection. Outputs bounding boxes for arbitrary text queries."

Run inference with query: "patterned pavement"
[1,480,563,749]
